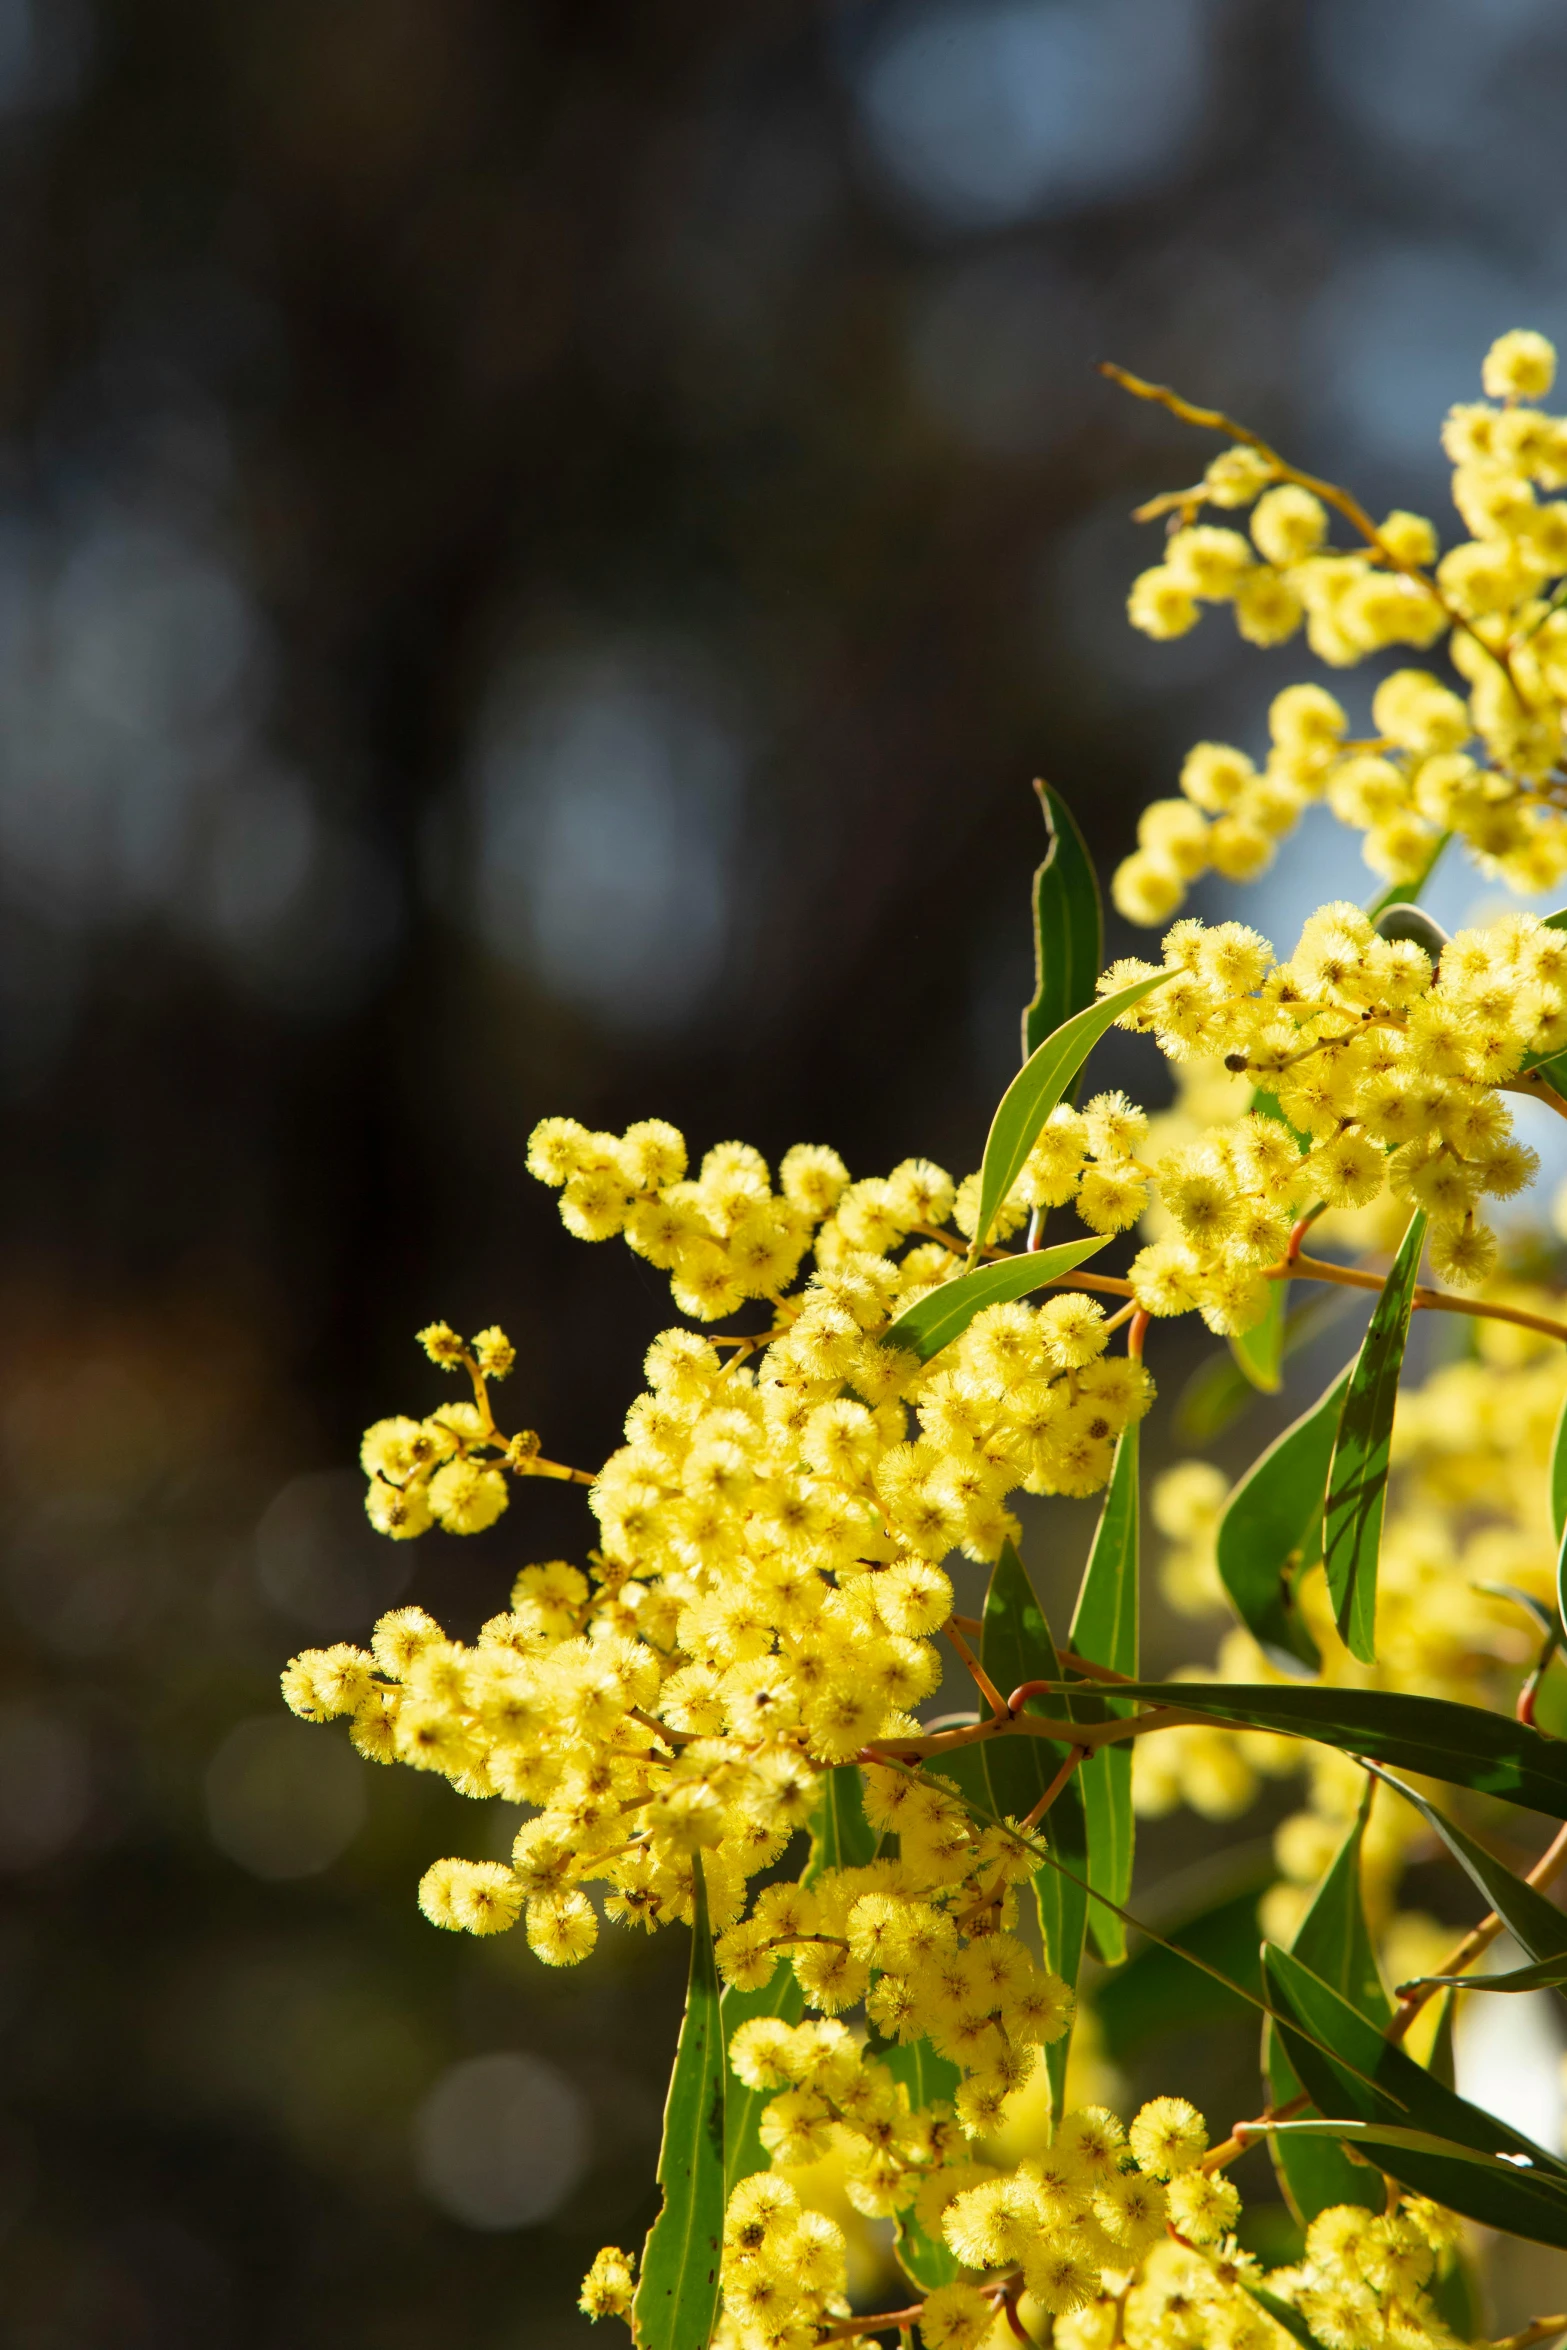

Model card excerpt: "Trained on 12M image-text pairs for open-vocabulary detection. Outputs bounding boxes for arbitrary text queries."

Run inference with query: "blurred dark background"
[6,1,1567,2342]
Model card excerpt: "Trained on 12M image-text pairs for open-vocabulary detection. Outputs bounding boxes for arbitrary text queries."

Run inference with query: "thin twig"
[1100,360,1528,701]
[1388,1818,1567,2043]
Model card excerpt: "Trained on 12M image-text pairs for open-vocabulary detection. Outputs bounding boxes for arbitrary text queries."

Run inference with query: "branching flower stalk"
[280,331,1567,2350]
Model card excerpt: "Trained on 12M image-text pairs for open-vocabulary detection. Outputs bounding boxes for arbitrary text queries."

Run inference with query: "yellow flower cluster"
[1269,2197,1466,2350]
[1102,900,1564,1311]
[1114,328,1567,922]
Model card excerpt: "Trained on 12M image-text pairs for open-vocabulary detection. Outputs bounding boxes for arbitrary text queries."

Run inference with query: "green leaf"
[1022,782,1103,1064]
[970,968,1169,1257]
[1175,1286,1358,1446]
[1240,2281,1331,2350]
[1266,1781,1390,2226]
[1363,833,1448,922]
[877,2037,964,2291]
[1096,1680,1567,1818]
[1229,1277,1288,1395]
[1411,1952,1567,1996]
[1067,1424,1139,1964]
[1554,1391,1567,1546]
[981,1537,1087,2120]
[1262,1943,1567,2246]
[721,1961,804,2195]
[806,1765,877,1879]
[633,1863,727,2350]
[1324,1211,1427,1664]
[1092,1845,1274,2061]
[1369,1767,1567,1966]
[882,1236,1109,1364]
[1216,1363,1355,1674]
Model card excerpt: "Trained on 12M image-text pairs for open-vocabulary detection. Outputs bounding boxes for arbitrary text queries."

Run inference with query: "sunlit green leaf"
[1266,1781,1389,2225]
[1364,834,1448,922]
[1229,1277,1288,1395]
[1216,1363,1354,1674]
[971,969,1168,1256]
[1022,783,1103,1064]
[1096,1680,1567,1818]
[1262,1944,1567,2246]
[1553,1391,1567,1545]
[806,1764,877,1879]
[982,1538,1086,2119]
[1324,1211,1427,1663]
[1067,1424,1139,1964]
[883,1236,1108,1364]
[633,1863,726,2350]
[721,1961,803,2195]
[1240,2280,1330,2350]
[876,2037,963,2290]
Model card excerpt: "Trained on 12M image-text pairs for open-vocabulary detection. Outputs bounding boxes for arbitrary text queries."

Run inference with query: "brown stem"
[1204,2090,1310,2174]
[945,1622,1011,1720]
[1492,2320,1567,2350]
[816,2304,926,2341]
[1099,360,1529,703]
[1388,1819,1567,2042]
[1283,1251,1567,1344]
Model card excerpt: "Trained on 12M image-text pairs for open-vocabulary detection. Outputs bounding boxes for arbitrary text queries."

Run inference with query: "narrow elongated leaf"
[981,1538,1087,2119]
[634,1864,726,2350]
[1554,1392,1567,1544]
[1369,1767,1567,1964]
[1411,1951,1567,1996]
[1240,2281,1330,2350]
[1067,1424,1139,1963]
[1229,1277,1288,1395]
[1266,1782,1389,2225]
[806,1765,877,1879]
[883,1236,1108,1364]
[971,969,1169,1256]
[721,1962,804,2194]
[1262,1943,1567,2246]
[1023,783,1102,1062]
[1216,1363,1354,1674]
[1324,1211,1427,1664]
[1094,1681,1567,1818]
[876,2037,963,2290]
[1363,833,1448,922]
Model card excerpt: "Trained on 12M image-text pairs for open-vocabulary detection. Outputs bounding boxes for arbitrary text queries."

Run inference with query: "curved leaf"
[1324,1211,1427,1664]
[1097,1680,1567,1818]
[877,2037,963,2290]
[1229,1278,1288,1396]
[883,1236,1108,1364]
[1410,1952,1567,1996]
[1240,2280,1331,2350]
[1553,1391,1567,1545]
[1216,1363,1353,1674]
[1369,1767,1567,1965]
[981,1538,1087,2120]
[1067,1424,1139,1964]
[1364,834,1449,922]
[806,1764,877,1879]
[970,968,1169,1257]
[634,1863,726,2350]
[1266,1781,1389,2225]
[1262,1943,1567,2246]
[1022,783,1103,1064]
[722,1962,803,2195]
